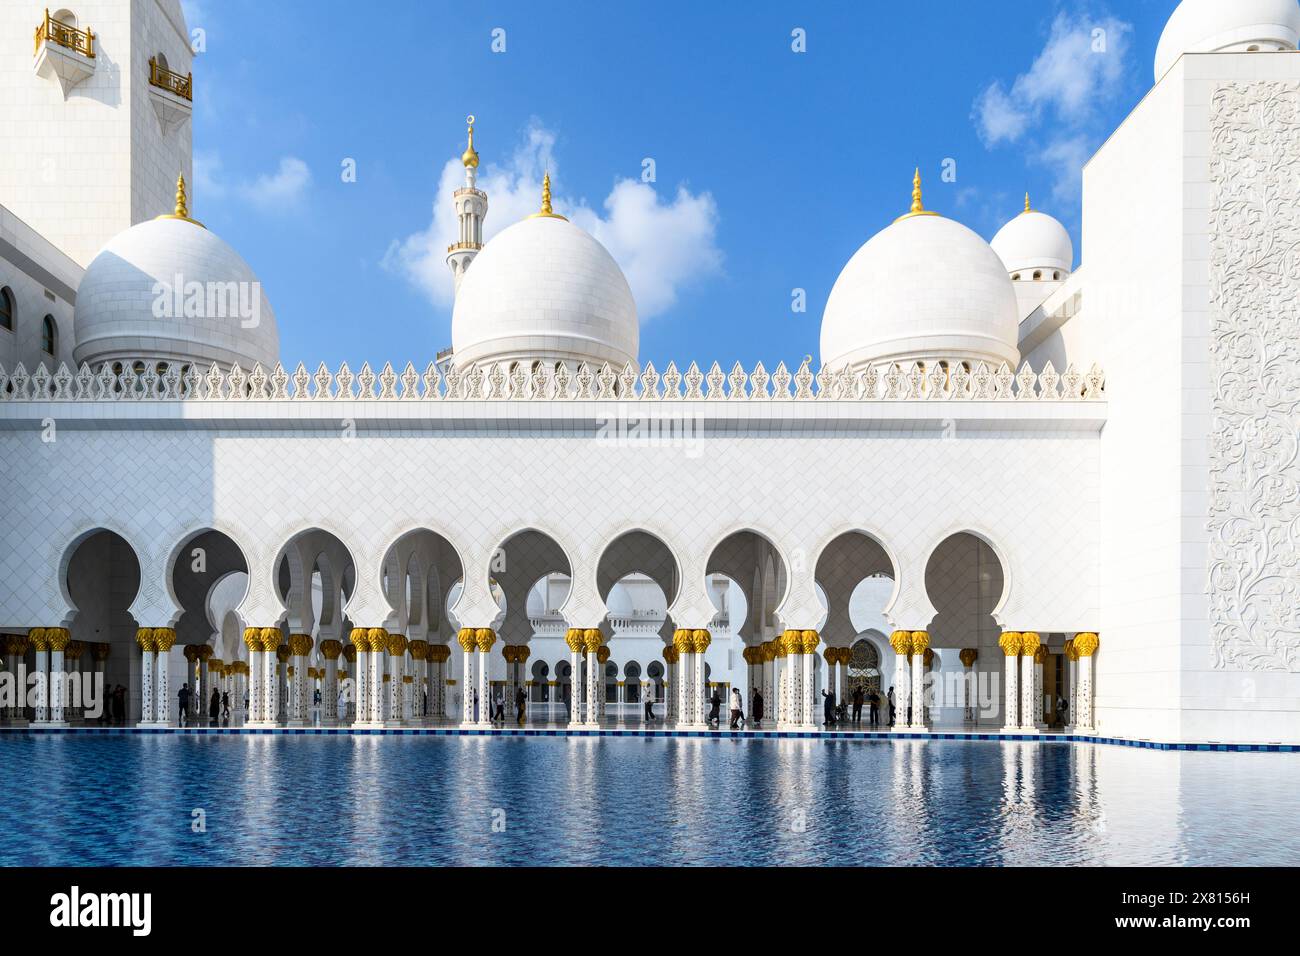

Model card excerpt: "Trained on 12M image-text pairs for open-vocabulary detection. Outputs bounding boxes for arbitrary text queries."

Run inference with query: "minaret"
[446,115,489,296]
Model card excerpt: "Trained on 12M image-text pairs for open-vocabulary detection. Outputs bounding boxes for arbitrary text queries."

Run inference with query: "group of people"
[177,683,230,727]
[821,685,885,728]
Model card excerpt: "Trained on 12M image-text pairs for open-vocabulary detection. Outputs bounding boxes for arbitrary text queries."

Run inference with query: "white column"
[1000,633,1020,732]
[1065,647,1078,732]
[386,636,407,727]
[1032,649,1046,729]
[369,638,386,725]
[47,633,68,727]
[1074,634,1099,733]
[802,641,816,729]
[960,650,978,723]
[568,646,583,728]
[461,632,478,726]
[909,647,926,731]
[762,648,774,728]
[245,631,264,725]
[322,643,340,726]
[353,642,370,726]
[136,630,153,726]
[263,642,279,725]
[890,632,910,732]
[585,640,600,727]
[153,630,174,727]
[675,641,692,726]
[478,632,495,728]
[1019,633,1040,734]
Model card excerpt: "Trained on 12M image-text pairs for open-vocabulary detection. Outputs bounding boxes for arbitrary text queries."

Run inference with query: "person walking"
[852,686,864,725]
[887,686,896,727]
[822,688,836,728]
[730,686,744,729]
[493,687,505,723]
[869,691,881,727]
[644,689,656,722]
[178,683,191,725]
[515,686,527,725]
[708,688,722,727]
[753,689,764,726]
[221,690,230,725]
[208,688,220,727]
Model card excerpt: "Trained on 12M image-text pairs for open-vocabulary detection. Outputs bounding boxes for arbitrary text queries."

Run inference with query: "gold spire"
[461,114,479,169]
[529,171,568,221]
[155,172,204,228]
[894,167,939,222]
[1024,192,1032,214]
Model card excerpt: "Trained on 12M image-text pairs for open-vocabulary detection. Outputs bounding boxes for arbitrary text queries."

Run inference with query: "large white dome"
[1155,0,1300,81]
[74,217,279,371]
[452,214,638,369]
[821,213,1021,372]
[991,208,1074,277]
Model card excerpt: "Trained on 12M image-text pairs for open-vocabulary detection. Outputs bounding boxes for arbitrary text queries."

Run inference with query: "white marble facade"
[2,1,1300,744]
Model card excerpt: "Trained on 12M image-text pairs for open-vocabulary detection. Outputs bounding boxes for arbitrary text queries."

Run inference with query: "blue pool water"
[2,735,1297,866]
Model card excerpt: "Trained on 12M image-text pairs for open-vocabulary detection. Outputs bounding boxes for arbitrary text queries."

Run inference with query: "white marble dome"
[821,213,1021,372]
[452,214,638,369]
[73,217,279,371]
[991,208,1074,277]
[1155,0,1300,81]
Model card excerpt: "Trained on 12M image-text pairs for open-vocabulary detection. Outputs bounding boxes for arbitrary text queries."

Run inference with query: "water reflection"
[2,736,1296,866]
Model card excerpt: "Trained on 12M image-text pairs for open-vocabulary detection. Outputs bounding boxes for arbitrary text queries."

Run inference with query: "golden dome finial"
[529,170,568,221]
[894,167,940,222]
[541,171,554,215]
[1024,192,1032,214]
[175,173,189,219]
[156,171,204,228]
[461,114,479,169]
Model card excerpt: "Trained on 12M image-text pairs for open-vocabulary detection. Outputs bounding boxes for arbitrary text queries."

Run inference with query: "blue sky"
[183,0,1179,372]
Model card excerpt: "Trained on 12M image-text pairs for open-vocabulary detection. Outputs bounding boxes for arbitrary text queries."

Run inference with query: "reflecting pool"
[2,735,1296,866]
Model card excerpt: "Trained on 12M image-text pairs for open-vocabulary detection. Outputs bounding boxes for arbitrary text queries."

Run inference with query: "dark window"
[41,315,57,355]
[0,288,13,331]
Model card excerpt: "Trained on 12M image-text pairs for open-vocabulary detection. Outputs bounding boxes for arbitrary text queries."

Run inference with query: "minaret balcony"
[147,56,193,136]
[446,241,484,254]
[33,10,96,98]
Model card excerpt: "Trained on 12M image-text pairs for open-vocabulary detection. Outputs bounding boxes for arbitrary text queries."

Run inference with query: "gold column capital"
[387,633,409,657]
[1074,632,1100,658]
[959,648,978,667]
[134,628,155,653]
[998,632,1022,657]
[475,628,497,653]
[319,639,343,660]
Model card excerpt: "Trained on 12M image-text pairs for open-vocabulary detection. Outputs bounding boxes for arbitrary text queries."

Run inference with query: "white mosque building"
[1,0,1298,746]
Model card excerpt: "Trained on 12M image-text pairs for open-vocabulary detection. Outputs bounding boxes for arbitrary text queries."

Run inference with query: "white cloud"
[383,121,722,318]
[972,11,1133,203]
[193,152,312,212]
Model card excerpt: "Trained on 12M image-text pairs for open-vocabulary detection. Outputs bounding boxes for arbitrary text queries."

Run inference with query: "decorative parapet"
[0,358,1105,404]
[148,56,192,100]
[35,10,95,58]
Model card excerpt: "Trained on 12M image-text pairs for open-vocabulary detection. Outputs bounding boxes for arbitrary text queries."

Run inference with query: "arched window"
[1033,270,1043,280]
[0,287,14,331]
[41,315,57,355]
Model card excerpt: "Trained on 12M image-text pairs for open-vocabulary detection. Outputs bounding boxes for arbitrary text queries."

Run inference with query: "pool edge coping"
[0,726,1293,752]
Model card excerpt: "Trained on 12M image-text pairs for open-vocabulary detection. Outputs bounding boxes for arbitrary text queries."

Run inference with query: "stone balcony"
[33,11,96,98]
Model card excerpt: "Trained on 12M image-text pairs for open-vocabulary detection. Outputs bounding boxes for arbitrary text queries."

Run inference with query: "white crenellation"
[0,358,1101,403]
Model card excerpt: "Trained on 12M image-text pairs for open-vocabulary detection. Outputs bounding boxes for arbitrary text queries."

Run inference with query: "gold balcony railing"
[35,9,95,59]
[149,56,192,101]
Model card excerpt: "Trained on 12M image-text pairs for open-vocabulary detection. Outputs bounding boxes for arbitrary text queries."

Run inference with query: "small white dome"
[452,215,638,369]
[821,213,1020,372]
[1155,0,1300,81]
[991,208,1074,277]
[74,217,279,370]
